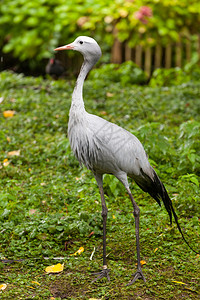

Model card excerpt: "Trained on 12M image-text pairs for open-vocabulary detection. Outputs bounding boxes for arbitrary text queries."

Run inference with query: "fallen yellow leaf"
[71,246,84,256]
[31,281,40,286]
[106,92,114,97]
[154,247,158,252]
[77,246,84,254]
[172,280,186,285]
[3,110,15,118]
[112,215,116,219]
[6,136,11,142]
[45,263,64,273]
[0,283,7,291]
[136,260,146,266]
[8,150,20,156]
[3,159,10,167]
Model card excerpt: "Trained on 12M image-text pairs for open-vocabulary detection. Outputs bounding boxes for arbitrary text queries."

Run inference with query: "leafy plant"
[1,0,200,70]
[90,61,148,85]
[150,65,200,87]
[177,120,200,173]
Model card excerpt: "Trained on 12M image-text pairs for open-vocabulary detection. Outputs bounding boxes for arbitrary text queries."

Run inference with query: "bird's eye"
[79,41,83,44]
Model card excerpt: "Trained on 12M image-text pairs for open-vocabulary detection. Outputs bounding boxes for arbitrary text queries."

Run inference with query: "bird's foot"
[92,266,110,283]
[126,269,146,286]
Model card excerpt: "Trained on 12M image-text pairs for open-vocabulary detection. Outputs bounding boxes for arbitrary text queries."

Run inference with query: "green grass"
[0,71,199,299]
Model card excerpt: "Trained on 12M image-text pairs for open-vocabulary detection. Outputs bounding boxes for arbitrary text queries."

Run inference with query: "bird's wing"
[86,113,153,177]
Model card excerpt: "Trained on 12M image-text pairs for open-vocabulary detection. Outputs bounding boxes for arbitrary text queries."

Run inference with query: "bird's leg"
[92,184,110,282]
[126,189,146,285]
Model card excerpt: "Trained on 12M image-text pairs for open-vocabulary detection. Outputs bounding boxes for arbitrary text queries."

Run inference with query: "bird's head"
[54,36,102,64]
[50,58,55,64]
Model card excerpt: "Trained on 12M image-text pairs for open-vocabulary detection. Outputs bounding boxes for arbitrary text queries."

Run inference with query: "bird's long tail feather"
[136,168,199,254]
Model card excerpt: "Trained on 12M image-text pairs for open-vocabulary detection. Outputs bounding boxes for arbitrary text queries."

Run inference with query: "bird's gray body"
[68,110,153,182]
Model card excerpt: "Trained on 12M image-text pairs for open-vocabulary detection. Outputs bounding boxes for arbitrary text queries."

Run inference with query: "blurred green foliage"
[90,61,148,85]
[150,64,200,87]
[1,0,200,68]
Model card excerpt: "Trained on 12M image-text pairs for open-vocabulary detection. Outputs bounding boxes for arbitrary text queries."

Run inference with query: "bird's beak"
[54,43,74,51]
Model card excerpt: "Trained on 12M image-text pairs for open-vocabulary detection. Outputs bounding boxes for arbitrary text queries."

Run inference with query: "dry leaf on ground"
[0,284,7,291]
[3,159,10,167]
[136,260,146,266]
[70,246,84,256]
[8,150,20,156]
[3,110,15,118]
[172,280,186,285]
[45,263,64,273]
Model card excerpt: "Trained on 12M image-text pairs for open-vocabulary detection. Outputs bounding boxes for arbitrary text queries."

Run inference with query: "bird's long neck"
[70,59,93,115]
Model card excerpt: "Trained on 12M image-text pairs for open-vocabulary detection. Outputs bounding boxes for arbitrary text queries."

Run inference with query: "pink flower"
[140,6,152,17]
[134,11,143,20]
[134,6,152,24]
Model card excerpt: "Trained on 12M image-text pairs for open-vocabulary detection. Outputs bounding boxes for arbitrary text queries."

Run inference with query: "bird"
[54,36,198,285]
[45,58,65,79]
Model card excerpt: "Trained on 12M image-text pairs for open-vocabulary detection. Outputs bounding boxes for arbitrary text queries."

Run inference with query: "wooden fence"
[111,34,200,77]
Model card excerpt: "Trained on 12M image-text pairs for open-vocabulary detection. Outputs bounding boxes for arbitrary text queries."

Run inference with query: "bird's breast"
[68,117,97,170]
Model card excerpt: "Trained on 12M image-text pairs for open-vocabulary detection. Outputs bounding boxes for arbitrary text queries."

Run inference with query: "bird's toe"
[92,268,110,283]
[126,270,146,286]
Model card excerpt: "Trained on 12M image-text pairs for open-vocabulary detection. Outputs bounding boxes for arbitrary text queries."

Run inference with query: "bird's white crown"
[74,36,98,45]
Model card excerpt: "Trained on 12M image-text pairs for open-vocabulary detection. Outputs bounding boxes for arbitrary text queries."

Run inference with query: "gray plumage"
[54,36,197,285]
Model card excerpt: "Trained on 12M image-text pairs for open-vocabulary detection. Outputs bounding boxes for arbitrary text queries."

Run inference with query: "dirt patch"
[50,272,89,299]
